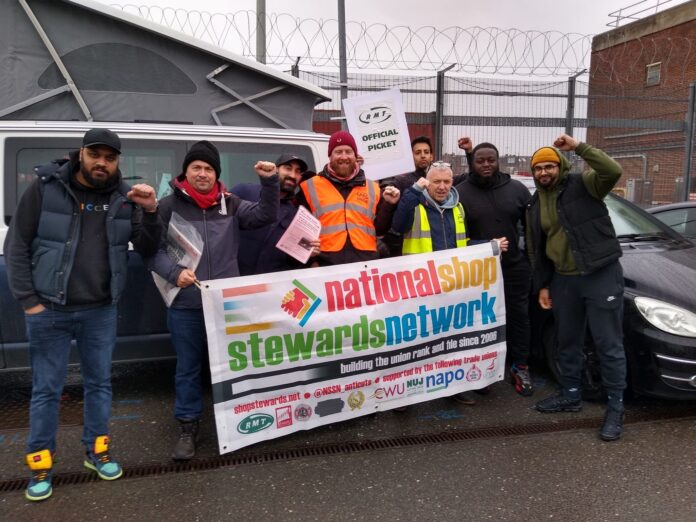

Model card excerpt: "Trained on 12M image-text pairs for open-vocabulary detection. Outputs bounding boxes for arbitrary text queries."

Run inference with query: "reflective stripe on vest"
[402,203,468,254]
[301,175,379,251]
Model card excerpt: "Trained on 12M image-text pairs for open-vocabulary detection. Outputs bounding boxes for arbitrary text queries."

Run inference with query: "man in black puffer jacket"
[455,137,534,397]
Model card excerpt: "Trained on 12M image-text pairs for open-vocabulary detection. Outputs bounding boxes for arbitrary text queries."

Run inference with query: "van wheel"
[542,320,605,402]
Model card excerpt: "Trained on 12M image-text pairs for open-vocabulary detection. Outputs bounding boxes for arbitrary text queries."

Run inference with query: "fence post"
[565,69,586,137]
[256,0,266,64]
[338,0,348,129]
[436,64,455,158]
[291,57,300,78]
[683,82,696,201]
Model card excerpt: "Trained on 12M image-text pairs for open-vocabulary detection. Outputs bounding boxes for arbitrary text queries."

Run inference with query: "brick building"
[587,1,696,205]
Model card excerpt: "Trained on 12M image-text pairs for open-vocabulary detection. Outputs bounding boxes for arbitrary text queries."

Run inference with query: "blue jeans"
[167,308,207,421]
[25,304,118,454]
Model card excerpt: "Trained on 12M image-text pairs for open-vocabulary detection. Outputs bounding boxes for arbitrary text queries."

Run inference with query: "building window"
[646,62,661,87]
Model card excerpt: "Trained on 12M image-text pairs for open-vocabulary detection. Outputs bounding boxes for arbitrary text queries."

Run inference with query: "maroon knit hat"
[328,130,358,156]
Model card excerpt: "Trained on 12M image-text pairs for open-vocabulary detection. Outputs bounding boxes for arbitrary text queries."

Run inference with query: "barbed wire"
[112,4,594,76]
[592,35,696,90]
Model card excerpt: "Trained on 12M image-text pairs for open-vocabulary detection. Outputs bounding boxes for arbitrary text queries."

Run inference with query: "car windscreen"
[606,194,683,240]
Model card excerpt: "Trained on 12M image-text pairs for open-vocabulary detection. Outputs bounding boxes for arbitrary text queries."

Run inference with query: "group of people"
[4,127,627,502]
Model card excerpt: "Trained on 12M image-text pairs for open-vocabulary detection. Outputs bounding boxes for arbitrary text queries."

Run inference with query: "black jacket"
[231,183,303,275]
[455,170,531,268]
[526,174,622,291]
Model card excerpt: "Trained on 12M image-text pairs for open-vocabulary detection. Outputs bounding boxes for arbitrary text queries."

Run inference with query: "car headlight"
[634,297,696,337]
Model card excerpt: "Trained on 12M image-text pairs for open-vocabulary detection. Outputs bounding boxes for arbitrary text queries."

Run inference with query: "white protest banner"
[342,88,414,180]
[200,243,506,454]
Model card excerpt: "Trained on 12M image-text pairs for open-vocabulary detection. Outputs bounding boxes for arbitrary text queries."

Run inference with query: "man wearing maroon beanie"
[297,130,401,266]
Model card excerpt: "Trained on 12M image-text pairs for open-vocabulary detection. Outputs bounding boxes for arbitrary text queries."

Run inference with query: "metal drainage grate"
[2,407,695,494]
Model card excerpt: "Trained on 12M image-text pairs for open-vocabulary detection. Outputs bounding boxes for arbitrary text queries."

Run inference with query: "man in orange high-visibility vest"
[297,131,401,266]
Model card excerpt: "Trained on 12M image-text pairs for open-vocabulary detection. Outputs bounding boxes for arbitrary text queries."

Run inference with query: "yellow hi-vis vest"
[402,203,469,254]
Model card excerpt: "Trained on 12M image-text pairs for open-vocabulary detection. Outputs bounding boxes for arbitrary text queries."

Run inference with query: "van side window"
[4,138,317,226]
[4,138,183,224]
[118,145,179,200]
[211,143,316,189]
[16,148,71,203]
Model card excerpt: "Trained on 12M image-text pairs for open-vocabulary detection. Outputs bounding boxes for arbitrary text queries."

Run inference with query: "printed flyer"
[201,243,506,453]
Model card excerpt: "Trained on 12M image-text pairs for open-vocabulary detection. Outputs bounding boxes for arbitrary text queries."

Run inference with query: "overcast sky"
[105,0,689,35]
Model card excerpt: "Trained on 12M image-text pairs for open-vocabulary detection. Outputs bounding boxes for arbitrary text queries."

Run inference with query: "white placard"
[275,205,322,264]
[343,88,414,180]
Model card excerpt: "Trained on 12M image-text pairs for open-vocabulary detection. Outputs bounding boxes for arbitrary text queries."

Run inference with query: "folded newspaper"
[151,212,203,307]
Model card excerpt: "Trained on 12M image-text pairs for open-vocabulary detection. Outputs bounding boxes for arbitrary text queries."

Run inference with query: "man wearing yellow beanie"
[526,134,626,442]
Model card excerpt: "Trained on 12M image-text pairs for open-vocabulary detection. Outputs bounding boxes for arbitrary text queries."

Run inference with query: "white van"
[0,121,329,370]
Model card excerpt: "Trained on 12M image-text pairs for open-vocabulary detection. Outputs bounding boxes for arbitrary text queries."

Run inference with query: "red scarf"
[176,178,226,209]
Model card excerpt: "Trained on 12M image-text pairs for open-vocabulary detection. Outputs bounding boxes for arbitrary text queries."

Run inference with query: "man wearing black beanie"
[149,140,279,461]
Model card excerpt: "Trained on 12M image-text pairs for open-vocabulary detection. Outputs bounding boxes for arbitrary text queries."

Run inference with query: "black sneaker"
[599,407,625,441]
[510,364,534,396]
[535,393,582,413]
[173,420,199,461]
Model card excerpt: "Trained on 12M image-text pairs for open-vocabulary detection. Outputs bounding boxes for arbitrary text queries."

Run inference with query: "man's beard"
[81,164,114,189]
[331,161,356,179]
[280,178,297,195]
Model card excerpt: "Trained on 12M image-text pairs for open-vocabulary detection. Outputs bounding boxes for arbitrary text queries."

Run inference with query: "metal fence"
[300,69,694,206]
[109,3,695,205]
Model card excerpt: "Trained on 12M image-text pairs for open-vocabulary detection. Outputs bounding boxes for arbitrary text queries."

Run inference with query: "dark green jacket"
[526,143,622,291]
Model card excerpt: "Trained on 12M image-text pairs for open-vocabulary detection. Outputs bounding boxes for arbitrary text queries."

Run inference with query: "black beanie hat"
[182,141,221,178]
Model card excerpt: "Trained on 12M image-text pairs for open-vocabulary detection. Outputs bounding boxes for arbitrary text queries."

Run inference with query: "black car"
[535,194,696,400]
[647,200,696,241]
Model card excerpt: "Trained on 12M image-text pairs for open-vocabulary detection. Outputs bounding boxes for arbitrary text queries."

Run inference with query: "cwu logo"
[237,413,274,434]
[358,106,392,124]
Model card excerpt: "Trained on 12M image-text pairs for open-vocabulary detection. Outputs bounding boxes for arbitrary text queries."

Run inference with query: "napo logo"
[237,413,274,434]
[358,106,392,125]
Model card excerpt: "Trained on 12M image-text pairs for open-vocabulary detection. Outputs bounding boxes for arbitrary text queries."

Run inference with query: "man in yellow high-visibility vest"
[392,161,508,405]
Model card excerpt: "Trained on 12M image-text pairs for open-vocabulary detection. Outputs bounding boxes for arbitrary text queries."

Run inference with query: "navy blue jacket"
[392,186,466,251]
[3,152,161,309]
[230,183,303,275]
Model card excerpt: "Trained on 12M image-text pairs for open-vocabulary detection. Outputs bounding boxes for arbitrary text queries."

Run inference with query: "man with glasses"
[526,134,627,442]
[456,138,535,398]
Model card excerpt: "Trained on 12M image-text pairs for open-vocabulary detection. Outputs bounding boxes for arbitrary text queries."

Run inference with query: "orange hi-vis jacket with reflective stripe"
[301,175,380,252]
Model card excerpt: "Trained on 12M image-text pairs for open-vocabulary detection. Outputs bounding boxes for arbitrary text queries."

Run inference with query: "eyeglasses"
[428,161,451,173]
[533,164,559,174]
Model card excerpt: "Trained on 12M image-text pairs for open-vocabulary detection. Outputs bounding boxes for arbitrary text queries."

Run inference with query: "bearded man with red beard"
[297,130,401,266]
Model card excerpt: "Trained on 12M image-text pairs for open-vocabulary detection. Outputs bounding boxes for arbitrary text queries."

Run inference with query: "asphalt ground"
[1,361,696,521]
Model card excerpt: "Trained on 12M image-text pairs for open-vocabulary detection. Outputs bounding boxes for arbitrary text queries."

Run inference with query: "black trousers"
[550,261,626,397]
[503,259,532,366]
